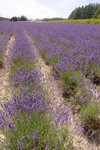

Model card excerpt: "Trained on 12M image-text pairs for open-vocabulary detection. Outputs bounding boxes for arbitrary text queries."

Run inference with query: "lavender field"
[0,21,100,150]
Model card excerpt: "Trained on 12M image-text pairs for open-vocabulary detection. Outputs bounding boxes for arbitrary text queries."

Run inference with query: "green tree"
[93,5,100,18]
[68,3,100,19]
[20,15,27,21]
[11,16,18,22]
[10,15,28,22]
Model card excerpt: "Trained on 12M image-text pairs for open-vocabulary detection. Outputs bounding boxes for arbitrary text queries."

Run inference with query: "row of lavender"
[25,22,100,137]
[26,22,100,84]
[0,22,71,150]
[0,22,13,68]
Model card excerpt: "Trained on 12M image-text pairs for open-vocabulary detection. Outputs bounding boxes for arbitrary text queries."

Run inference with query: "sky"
[0,0,99,19]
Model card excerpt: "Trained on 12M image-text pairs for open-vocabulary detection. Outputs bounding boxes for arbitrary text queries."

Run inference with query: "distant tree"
[68,9,76,19]
[20,15,27,21]
[93,5,100,18]
[11,16,18,22]
[83,4,96,18]
[42,17,64,21]
[17,17,21,21]
[68,3,100,19]
[10,15,28,22]
[74,7,82,19]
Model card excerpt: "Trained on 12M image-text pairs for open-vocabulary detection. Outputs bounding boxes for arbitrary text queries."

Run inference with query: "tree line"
[11,15,28,21]
[68,3,100,19]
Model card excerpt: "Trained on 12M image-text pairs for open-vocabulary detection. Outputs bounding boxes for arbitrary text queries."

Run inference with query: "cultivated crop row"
[0,22,13,68]
[0,22,72,150]
[26,22,100,139]
[0,22,100,149]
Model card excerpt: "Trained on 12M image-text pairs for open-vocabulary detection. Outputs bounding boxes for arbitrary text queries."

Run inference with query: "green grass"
[43,19,100,24]
[82,102,100,122]
[0,52,3,62]
[49,37,57,43]
[0,52,4,68]
[60,68,100,133]
[46,55,61,66]
[11,57,35,74]
[61,70,80,96]
[81,102,100,134]
[4,112,72,150]
[39,51,61,66]
[85,62,100,78]
[39,50,47,59]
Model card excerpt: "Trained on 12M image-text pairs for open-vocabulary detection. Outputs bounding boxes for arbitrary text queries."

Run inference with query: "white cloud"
[47,0,99,18]
[0,0,59,19]
[50,0,86,17]
[1,0,99,19]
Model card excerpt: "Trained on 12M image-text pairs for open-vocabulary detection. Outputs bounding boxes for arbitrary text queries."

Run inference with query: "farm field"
[0,21,100,150]
[41,19,100,24]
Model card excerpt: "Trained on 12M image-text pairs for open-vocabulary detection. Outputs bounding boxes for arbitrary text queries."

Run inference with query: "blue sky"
[0,0,99,19]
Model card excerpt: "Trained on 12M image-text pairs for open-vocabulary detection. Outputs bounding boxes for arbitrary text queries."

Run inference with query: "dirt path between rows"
[0,36,15,149]
[27,35,100,150]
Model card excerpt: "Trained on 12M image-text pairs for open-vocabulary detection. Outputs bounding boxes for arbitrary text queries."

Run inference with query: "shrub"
[11,57,34,74]
[46,55,61,66]
[61,70,80,97]
[82,102,100,132]
[4,112,72,150]
[0,52,4,68]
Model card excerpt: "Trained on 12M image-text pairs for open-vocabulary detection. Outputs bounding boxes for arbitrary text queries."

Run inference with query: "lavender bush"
[25,22,100,136]
[0,21,100,149]
[0,22,72,150]
[0,21,13,68]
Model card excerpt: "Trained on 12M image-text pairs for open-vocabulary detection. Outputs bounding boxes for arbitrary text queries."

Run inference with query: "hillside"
[0,17,10,21]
